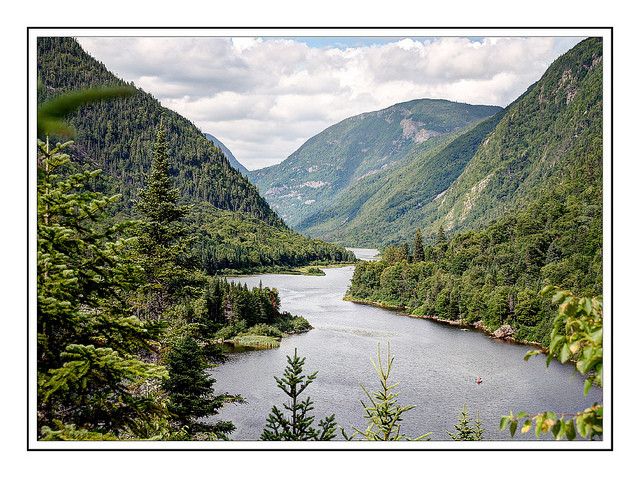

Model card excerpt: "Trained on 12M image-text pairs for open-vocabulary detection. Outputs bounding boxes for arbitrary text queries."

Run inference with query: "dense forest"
[36,111,320,439]
[347,38,603,345]
[36,37,355,272]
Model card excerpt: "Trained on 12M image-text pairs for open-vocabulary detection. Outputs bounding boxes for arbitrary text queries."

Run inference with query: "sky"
[78,36,582,170]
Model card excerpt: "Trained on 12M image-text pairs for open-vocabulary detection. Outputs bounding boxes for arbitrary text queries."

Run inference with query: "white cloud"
[78,36,582,170]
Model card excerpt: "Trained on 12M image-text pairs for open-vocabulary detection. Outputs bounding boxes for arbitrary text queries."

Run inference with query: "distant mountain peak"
[203,133,250,176]
[248,97,502,229]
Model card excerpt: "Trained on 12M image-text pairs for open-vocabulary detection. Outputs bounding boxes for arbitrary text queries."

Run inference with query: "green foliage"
[163,336,240,437]
[501,289,603,440]
[347,178,602,344]
[40,344,167,431]
[40,421,118,441]
[37,139,166,435]
[261,349,337,441]
[228,335,281,350]
[413,229,425,262]
[38,83,134,138]
[448,404,484,441]
[344,345,431,441]
[185,202,355,274]
[134,120,190,321]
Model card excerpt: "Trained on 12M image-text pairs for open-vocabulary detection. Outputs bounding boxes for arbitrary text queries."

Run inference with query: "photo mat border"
[26,26,614,451]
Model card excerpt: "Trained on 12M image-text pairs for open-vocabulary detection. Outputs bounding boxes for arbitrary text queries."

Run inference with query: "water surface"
[211,248,601,440]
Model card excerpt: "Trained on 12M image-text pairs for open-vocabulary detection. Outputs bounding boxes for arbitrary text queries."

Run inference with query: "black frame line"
[26,26,614,452]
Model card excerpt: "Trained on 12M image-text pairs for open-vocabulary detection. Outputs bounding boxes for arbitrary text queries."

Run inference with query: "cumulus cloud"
[78,36,582,170]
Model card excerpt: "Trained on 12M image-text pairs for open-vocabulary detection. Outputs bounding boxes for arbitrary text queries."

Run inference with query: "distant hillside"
[419,36,603,239]
[301,112,505,246]
[37,37,283,228]
[248,99,502,228]
[204,133,250,177]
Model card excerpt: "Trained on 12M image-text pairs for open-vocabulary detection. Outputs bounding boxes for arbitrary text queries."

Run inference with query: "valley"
[33,34,605,445]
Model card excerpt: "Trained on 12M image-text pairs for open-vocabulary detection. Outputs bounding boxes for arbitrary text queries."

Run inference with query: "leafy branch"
[501,287,603,440]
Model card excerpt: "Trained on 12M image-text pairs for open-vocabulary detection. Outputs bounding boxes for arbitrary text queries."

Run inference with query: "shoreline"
[223,261,357,278]
[344,295,546,351]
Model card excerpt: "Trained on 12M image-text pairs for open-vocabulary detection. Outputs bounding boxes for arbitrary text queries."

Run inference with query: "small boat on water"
[476,377,483,384]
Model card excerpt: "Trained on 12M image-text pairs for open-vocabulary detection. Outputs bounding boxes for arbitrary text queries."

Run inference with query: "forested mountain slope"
[421,37,603,239]
[307,38,603,247]
[302,112,505,246]
[37,37,355,270]
[347,37,603,345]
[249,99,502,228]
[37,37,282,227]
[204,133,250,177]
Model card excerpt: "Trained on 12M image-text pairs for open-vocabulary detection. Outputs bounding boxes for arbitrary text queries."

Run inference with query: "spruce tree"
[37,138,166,435]
[448,404,484,441]
[400,242,410,262]
[344,344,431,441]
[135,119,189,320]
[163,335,238,438]
[261,349,337,440]
[413,228,425,262]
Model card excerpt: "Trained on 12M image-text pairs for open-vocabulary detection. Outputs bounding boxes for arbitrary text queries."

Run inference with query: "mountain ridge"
[204,132,250,177]
[248,98,503,228]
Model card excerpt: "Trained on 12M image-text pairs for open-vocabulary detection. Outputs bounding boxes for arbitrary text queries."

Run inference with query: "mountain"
[346,37,603,345]
[305,37,603,248]
[37,37,282,227]
[37,37,355,270]
[248,99,503,228]
[420,37,603,239]
[301,112,505,246]
[204,132,250,177]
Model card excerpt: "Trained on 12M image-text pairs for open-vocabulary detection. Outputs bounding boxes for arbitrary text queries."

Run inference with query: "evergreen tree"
[261,349,337,441]
[135,119,189,321]
[413,228,425,262]
[163,335,238,438]
[344,345,431,441]
[400,242,411,262]
[37,138,166,434]
[448,404,484,441]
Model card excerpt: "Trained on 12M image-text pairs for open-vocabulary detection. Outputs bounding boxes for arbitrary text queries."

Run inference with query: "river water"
[211,248,601,441]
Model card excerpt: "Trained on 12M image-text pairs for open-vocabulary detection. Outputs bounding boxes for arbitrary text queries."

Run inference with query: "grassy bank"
[224,261,358,277]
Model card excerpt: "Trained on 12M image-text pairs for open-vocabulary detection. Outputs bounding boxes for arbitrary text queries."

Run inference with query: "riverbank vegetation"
[347,183,602,346]
[500,288,603,440]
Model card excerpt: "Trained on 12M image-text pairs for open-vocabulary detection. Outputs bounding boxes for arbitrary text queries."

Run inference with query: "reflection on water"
[211,249,602,441]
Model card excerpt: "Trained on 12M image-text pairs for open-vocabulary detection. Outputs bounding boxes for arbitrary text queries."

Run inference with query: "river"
[211,248,601,441]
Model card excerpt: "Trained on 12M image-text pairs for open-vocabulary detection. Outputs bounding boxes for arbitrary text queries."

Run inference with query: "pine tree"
[135,119,189,320]
[163,335,239,438]
[448,404,484,441]
[413,228,425,262]
[261,349,337,440]
[37,138,166,434]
